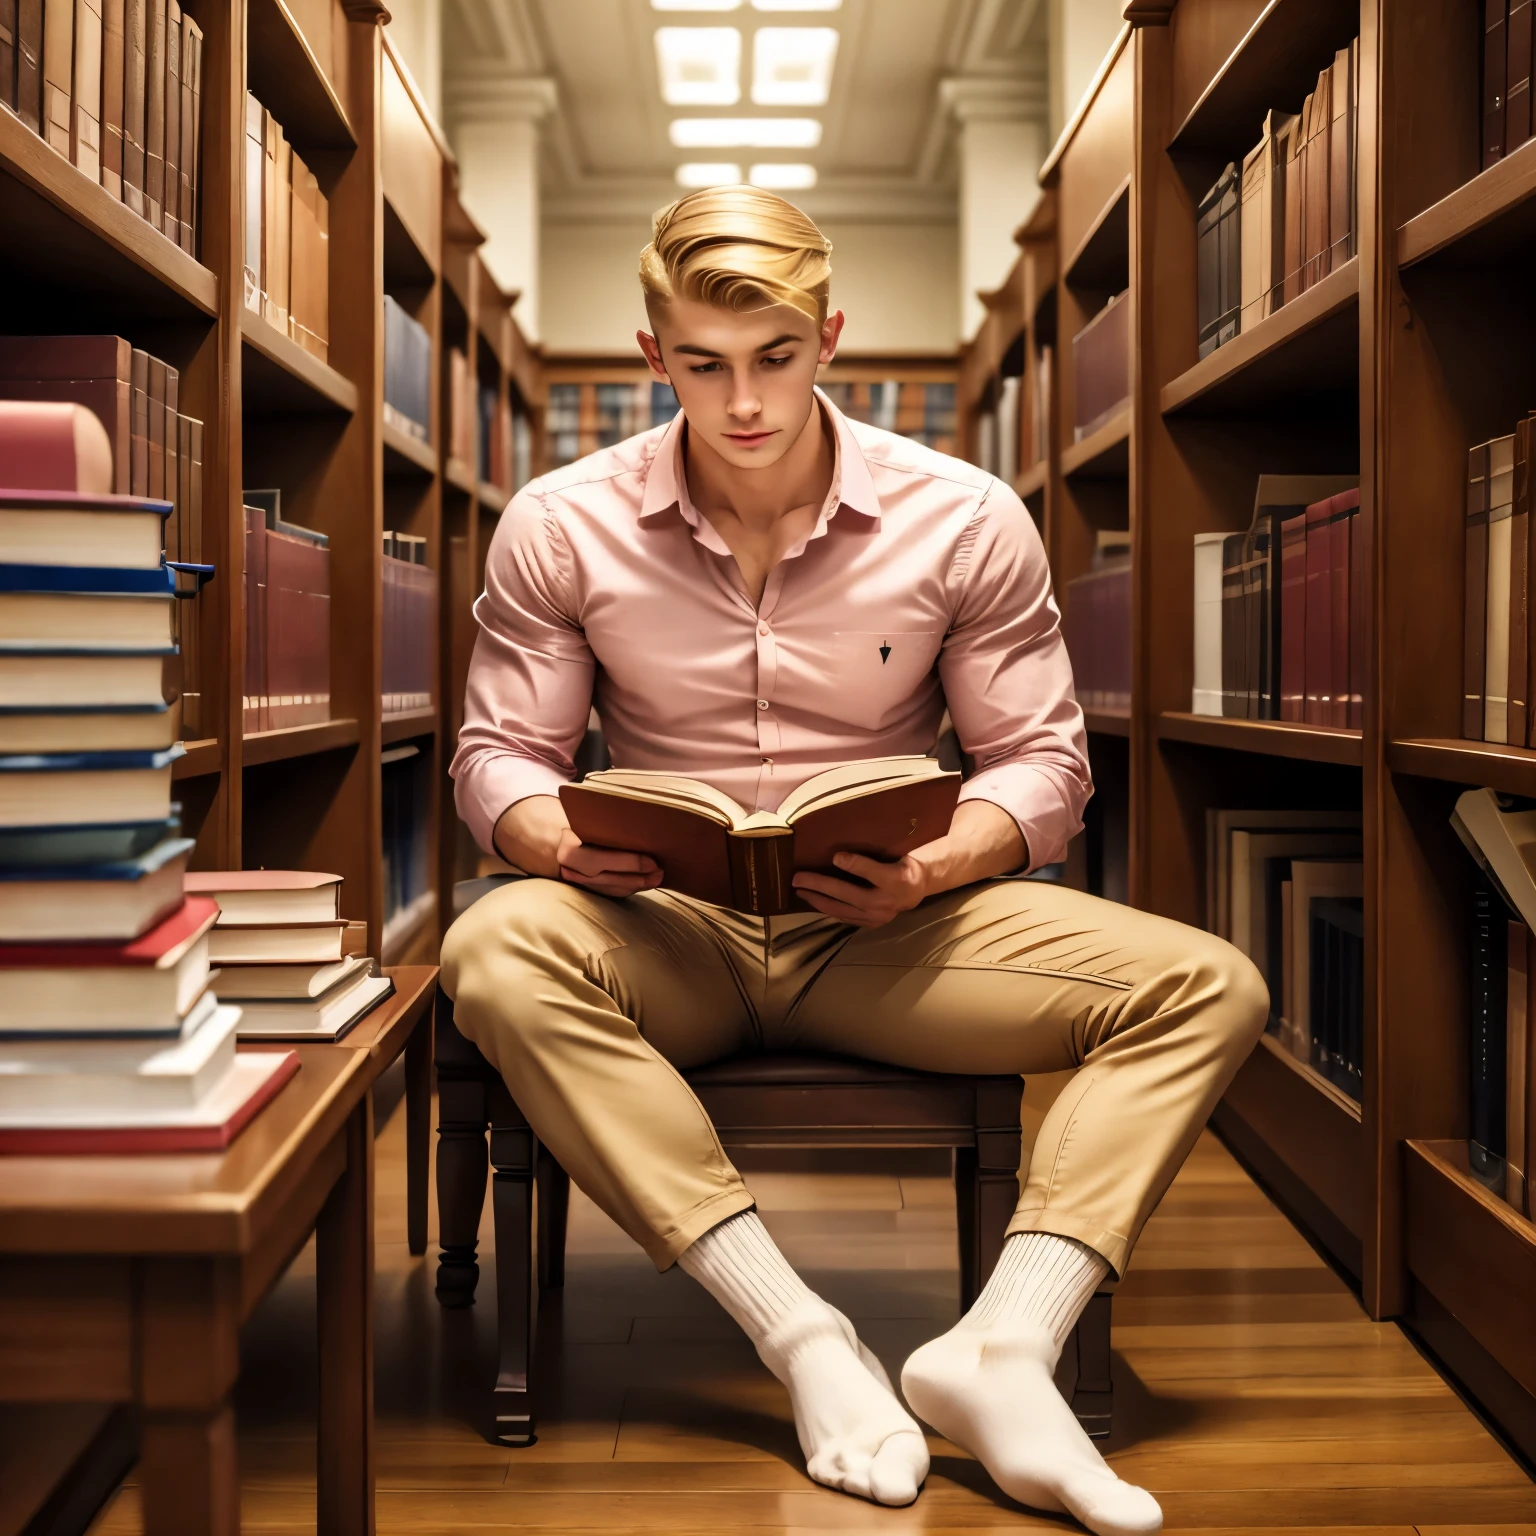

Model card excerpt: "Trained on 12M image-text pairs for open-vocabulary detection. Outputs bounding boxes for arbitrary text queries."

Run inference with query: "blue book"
[0,747,183,829]
[0,812,181,868]
[0,834,195,943]
[0,492,173,573]
[0,699,178,755]
[0,563,175,594]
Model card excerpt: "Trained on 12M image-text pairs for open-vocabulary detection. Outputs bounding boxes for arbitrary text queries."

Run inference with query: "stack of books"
[4,0,204,255]
[0,400,299,1154]
[185,870,392,1042]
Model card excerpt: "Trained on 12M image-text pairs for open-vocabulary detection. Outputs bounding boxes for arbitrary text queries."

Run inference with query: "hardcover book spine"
[1303,70,1331,291]
[16,0,41,132]
[1509,0,1533,151]
[1487,0,1509,168]
[41,0,72,156]
[121,0,144,215]
[1282,109,1304,306]
[1467,442,1491,738]
[1303,500,1332,724]
[1196,172,1221,358]
[145,353,164,500]
[0,0,14,114]
[1510,420,1530,746]
[1487,435,1516,743]
[159,0,177,241]
[1221,532,1247,718]
[143,0,163,226]
[1329,492,1356,729]
[1511,920,1530,1213]
[1241,534,1265,719]
[71,0,102,180]
[100,0,123,197]
[1470,885,1509,1191]
[243,92,262,310]
[177,13,196,253]
[1329,44,1352,271]
[725,833,790,918]
[1280,511,1308,722]
[1349,495,1367,730]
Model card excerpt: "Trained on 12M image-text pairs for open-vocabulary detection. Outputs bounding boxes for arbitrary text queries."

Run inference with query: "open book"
[559,756,962,916]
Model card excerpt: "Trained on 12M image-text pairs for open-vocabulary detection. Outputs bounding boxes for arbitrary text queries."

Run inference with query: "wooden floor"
[90,1081,1536,1534]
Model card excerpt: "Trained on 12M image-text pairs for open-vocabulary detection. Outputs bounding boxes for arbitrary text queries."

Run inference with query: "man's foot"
[756,1298,929,1506]
[901,1322,1161,1535]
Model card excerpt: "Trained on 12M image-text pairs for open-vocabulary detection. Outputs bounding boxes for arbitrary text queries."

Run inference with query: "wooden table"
[0,1044,373,1535]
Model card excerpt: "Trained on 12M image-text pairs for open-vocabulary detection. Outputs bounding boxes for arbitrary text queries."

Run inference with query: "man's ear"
[818,310,845,367]
[637,329,671,383]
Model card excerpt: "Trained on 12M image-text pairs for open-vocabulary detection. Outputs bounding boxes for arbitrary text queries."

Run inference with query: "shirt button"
[756,698,769,710]
[759,623,770,636]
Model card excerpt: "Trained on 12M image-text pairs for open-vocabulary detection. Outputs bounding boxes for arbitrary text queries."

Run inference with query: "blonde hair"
[639,186,833,327]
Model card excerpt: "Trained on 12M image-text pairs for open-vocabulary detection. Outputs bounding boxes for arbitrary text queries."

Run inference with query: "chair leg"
[953,1145,980,1311]
[490,1124,538,1446]
[535,1144,570,1291]
[1070,1289,1114,1439]
[405,1001,433,1257]
[434,1078,489,1308]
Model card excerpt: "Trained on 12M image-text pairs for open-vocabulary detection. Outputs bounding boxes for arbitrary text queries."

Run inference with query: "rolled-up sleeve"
[939,482,1091,870]
[449,488,595,853]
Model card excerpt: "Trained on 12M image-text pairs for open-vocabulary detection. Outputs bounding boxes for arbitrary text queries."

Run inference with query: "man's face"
[638,296,844,472]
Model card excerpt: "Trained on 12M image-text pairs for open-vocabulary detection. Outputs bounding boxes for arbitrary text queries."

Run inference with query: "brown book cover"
[1349,491,1367,729]
[312,174,329,356]
[243,92,263,310]
[1221,532,1248,718]
[1240,532,1266,718]
[261,101,276,316]
[162,361,178,559]
[71,0,102,179]
[288,149,315,352]
[129,346,148,496]
[266,120,291,331]
[0,0,15,113]
[17,0,41,132]
[1488,0,1509,167]
[264,527,329,729]
[1281,107,1305,305]
[1510,0,1533,151]
[1468,442,1491,737]
[1328,490,1359,730]
[1511,920,1531,1214]
[159,0,178,240]
[41,0,72,155]
[1329,44,1353,272]
[1302,69,1331,291]
[99,0,123,196]
[143,0,164,225]
[560,763,961,917]
[177,12,197,253]
[176,411,196,736]
[1512,420,1531,745]
[244,505,267,733]
[121,0,144,215]
[145,353,164,499]
[1304,497,1333,724]
[1486,435,1517,742]
[1526,922,1536,1217]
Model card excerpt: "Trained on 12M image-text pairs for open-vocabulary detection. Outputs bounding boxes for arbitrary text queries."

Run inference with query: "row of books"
[242,495,330,733]
[482,381,533,493]
[545,380,680,470]
[1207,808,1364,1101]
[818,381,958,456]
[0,334,206,734]
[445,346,477,472]
[1191,475,1362,725]
[383,293,431,443]
[1072,291,1128,443]
[382,743,432,955]
[1,0,202,255]
[1196,39,1358,356]
[243,91,330,364]
[1484,0,1536,169]
[382,529,434,715]
[1453,787,1536,1216]
[1463,422,1536,746]
[1060,532,1130,714]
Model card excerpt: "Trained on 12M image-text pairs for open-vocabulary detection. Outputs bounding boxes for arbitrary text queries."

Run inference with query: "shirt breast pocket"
[821,630,945,731]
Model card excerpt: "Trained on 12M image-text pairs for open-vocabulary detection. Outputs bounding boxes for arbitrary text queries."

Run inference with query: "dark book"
[1196,163,1239,358]
[160,0,178,241]
[1239,527,1268,719]
[1471,883,1510,1191]
[1487,0,1510,168]
[1303,497,1333,724]
[1511,420,1531,745]
[1509,0,1533,151]
[1311,895,1364,1101]
[1467,442,1491,739]
[1328,490,1359,730]
[264,524,330,729]
[1329,44,1354,271]
[1349,491,1367,729]
[100,0,123,197]
[561,760,961,917]
[1281,106,1305,305]
[1221,531,1248,718]
[1302,69,1331,291]
[243,504,267,734]
[16,0,39,133]
[1280,509,1308,721]
[121,0,144,216]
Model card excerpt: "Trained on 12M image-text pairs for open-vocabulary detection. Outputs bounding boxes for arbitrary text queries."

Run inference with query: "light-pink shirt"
[451,389,1091,871]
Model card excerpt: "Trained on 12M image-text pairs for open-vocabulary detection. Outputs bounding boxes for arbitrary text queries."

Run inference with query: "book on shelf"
[14,0,41,134]
[382,741,432,952]
[382,530,435,714]
[1062,533,1131,715]
[1307,895,1364,1101]
[560,757,961,918]
[1281,858,1364,1073]
[1203,807,1361,938]
[1225,829,1362,983]
[1196,161,1239,359]
[1070,290,1129,442]
[383,293,432,443]
[242,497,331,733]
[1191,531,1225,715]
[0,831,191,940]
[1510,917,1529,1212]
[995,374,1022,487]
[207,920,349,965]
[41,0,72,157]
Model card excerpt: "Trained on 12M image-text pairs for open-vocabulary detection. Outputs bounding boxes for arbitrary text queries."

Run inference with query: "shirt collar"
[639,386,884,553]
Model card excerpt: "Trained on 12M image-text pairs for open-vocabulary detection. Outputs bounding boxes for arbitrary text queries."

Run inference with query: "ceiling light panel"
[749,162,817,188]
[669,117,823,147]
[676,162,742,186]
[652,0,741,10]
[655,28,742,107]
[752,27,838,106]
[751,0,842,10]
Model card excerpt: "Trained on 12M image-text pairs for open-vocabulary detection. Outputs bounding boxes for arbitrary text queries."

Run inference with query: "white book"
[0,749,179,828]
[0,833,192,941]
[0,1003,238,1116]
[208,921,346,964]
[1486,436,1516,744]
[1192,532,1226,715]
[0,649,172,708]
[0,590,174,648]
[184,869,342,925]
[0,987,216,1061]
[0,502,166,569]
[216,953,369,1001]
[1452,787,1536,933]
[236,971,393,1042]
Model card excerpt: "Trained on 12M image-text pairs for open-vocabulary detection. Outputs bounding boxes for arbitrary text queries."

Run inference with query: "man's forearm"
[492,795,569,877]
[910,800,1027,897]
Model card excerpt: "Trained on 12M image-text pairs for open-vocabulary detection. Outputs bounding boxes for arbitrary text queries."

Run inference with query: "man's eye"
[762,354,792,367]
[689,361,724,374]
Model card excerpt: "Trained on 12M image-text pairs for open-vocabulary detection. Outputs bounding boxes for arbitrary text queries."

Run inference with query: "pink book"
[1303,498,1333,725]
[0,399,114,492]
[1279,510,1308,722]
[1328,490,1358,729]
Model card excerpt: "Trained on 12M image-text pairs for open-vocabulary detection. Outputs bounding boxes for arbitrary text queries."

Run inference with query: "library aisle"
[81,1088,1536,1533]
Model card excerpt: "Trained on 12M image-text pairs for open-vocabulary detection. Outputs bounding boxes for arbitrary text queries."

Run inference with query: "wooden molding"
[341,0,389,24]
[1122,0,1174,24]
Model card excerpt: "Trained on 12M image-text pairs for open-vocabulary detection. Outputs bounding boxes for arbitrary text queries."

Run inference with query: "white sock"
[678,1210,929,1505]
[902,1232,1162,1536]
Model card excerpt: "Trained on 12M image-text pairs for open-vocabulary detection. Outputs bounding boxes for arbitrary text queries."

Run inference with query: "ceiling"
[443,0,1048,223]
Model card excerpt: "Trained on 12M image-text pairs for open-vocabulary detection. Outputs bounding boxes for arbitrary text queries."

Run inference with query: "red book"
[0,1050,298,1154]
[0,897,217,969]
[1349,493,1367,730]
[0,399,114,493]
[1303,498,1333,724]
[1280,510,1308,722]
[1329,490,1360,729]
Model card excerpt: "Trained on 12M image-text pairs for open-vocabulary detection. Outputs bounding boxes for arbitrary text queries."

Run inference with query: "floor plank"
[88,1109,1535,1533]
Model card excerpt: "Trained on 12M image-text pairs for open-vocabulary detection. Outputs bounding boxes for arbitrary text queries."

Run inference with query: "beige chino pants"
[440,876,1268,1277]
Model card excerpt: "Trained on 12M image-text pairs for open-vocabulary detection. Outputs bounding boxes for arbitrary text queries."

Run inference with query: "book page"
[576,769,746,827]
[777,756,943,822]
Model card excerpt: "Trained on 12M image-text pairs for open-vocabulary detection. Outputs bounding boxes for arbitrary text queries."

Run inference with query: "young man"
[444,186,1266,1536]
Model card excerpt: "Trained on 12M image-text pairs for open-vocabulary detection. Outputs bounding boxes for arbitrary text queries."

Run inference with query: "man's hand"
[792,852,929,927]
[492,795,664,899]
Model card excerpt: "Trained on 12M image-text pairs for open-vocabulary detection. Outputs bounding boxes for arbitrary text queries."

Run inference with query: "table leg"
[140,1405,239,1536]
[317,1097,375,1536]
[405,1001,432,1256]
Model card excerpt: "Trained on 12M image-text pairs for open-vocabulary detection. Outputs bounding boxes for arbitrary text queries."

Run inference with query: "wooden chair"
[434,877,1114,1448]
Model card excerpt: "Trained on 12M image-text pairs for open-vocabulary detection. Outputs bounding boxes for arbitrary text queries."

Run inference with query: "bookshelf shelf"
[247,0,356,152]
[240,308,358,415]
[1386,738,1536,796]
[444,458,475,496]
[1012,460,1048,500]
[1156,711,1363,766]
[1083,708,1131,737]
[381,707,437,746]
[383,198,437,287]
[383,419,437,477]
[1061,409,1130,480]
[1397,140,1536,272]
[478,481,510,514]
[1063,177,1130,291]
[1405,1141,1536,1403]
[1167,0,1363,154]
[1159,257,1359,417]
[0,108,218,320]
[1259,1031,1361,1122]
[171,739,222,780]
[242,718,362,769]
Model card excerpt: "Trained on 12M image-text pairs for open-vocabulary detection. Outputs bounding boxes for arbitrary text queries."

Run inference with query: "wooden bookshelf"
[1060,408,1130,480]
[1387,737,1536,797]
[1157,712,1363,766]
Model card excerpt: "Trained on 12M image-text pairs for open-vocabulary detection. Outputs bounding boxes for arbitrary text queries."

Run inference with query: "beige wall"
[539,218,961,358]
